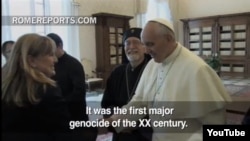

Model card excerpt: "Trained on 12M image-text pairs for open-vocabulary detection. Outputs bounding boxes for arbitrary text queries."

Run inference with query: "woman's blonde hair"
[2,33,57,107]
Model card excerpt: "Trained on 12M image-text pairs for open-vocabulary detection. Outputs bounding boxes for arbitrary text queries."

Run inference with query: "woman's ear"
[27,55,37,68]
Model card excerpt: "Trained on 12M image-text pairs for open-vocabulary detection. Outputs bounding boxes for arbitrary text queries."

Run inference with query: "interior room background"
[2,0,250,76]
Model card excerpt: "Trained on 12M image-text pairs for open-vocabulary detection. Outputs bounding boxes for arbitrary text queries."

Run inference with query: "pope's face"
[141,22,172,63]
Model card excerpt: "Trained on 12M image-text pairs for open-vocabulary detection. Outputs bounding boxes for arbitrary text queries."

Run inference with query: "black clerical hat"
[122,28,142,44]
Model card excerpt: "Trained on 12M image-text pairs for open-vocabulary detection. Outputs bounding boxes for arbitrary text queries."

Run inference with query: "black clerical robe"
[52,53,88,121]
[101,57,152,141]
[102,58,149,110]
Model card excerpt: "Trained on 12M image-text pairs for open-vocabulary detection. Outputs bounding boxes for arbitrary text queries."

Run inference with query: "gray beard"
[127,54,140,62]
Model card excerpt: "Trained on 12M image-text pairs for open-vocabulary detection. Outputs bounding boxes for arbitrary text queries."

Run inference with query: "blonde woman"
[2,33,97,141]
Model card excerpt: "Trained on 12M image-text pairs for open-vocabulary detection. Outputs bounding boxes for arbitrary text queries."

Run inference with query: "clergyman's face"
[55,47,61,58]
[4,43,14,60]
[124,37,145,62]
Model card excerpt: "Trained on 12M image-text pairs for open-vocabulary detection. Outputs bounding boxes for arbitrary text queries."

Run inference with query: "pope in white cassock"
[103,18,232,141]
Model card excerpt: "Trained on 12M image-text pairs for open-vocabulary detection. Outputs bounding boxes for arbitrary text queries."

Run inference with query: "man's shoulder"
[64,53,82,66]
[144,59,157,71]
[111,64,127,74]
[180,47,208,67]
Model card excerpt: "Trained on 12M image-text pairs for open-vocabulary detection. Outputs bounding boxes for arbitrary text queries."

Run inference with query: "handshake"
[97,117,134,135]
[97,117,114,135]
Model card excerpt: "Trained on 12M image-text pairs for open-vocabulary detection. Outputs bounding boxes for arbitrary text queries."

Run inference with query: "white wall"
[78,0,136,71]
[177,0,250,44]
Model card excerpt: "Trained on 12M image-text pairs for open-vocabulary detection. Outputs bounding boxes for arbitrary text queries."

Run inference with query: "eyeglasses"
[124,40,142,47]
